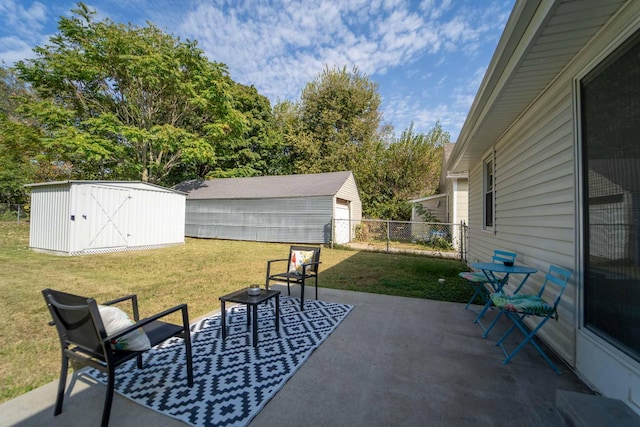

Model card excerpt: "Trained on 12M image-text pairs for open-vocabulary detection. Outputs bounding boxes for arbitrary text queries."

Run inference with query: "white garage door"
[335,203,350,244]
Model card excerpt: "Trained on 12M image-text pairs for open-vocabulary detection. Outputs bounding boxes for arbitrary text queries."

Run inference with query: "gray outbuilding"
[26,181,186,256]
[175,171,362,244]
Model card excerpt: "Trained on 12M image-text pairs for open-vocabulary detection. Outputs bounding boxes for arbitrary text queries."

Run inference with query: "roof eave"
[449,0,629,173]
[449,0,546,173]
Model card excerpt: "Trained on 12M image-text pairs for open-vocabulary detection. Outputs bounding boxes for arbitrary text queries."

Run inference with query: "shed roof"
[175,171,355,200]
[25,180,185,194]
[409,193,447,203]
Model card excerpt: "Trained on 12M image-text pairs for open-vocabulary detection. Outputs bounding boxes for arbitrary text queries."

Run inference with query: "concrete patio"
[1,285,593,427]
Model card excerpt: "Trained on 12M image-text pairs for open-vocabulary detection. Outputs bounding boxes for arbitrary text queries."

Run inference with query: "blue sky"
[0,0,515,141]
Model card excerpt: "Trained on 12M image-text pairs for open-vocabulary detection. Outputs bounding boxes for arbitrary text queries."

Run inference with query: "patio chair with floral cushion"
[42,288,194,427]
[266,245,321,310]
[489,265,572,374]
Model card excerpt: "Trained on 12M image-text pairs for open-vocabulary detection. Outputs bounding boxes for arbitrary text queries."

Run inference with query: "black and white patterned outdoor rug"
[86,296,353,426]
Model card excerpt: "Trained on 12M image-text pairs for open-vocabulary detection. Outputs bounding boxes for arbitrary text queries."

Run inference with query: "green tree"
[0,66,54,204]
[207,83,284,178]
[271,100,297,175]
[14,2,242,185]
[0,117,40,204]
[384,122,450,220]
[275,66,449,220]
[386,121,447,198]
[367,122,449,220]
[292,65,383,173]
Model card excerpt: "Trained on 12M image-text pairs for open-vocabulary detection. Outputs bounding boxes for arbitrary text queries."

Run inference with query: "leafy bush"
[431,236,453,250]
[354,223,368,241]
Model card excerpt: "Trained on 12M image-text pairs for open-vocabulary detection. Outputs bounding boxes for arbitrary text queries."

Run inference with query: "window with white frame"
[483,155,494,229]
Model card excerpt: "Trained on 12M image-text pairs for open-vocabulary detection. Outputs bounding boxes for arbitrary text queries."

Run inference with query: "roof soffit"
[449,0,628,173]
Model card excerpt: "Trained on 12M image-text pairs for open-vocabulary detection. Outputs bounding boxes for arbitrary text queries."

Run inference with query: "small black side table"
[219,287,281,347]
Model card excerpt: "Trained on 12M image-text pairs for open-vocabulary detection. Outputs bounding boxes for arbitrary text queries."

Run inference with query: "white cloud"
[0,36,36,64]
[0,0,514,141]
[174,0,514,140]
[383,99,467,142]
[381,61,489,140]
[180,0,482,99]
[178,0,505,107]
[419,0,453,20]
[0,0,50,64]
[0,0,47,37]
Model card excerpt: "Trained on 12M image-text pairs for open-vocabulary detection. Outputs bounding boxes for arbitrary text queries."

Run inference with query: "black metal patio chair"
[42,288,194,427]
[265,245,321,310]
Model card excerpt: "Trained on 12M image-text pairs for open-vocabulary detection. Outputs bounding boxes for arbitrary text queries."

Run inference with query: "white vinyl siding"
[28,181,185,256]
[457,0,640,412]
[29,184,71,254]
[454,179,469,226]
[186,196,333,243]
[468,82,576,365]
[335,173,363,222]
[184,172,362,244]
[414,196,448,222]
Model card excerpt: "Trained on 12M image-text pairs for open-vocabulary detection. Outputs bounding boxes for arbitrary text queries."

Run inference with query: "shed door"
[75,185,130,250]
[335,201,350,244]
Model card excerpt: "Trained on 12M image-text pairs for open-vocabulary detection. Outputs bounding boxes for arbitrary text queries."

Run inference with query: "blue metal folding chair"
[490,265,572,374]
[458,250,517,310]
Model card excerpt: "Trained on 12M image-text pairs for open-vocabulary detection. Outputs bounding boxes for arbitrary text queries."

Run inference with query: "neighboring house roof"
[449,0,627,172]
[439,143,468,191]
[174,171,356,200]
[409,194,447,203]
[438,143,456,190]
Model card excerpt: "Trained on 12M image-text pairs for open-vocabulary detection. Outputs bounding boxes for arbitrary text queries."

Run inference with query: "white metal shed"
[174,171,362,244]
[26,181,186,256]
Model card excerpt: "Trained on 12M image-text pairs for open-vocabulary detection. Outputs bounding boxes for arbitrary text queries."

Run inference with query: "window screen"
[581,29,640,361]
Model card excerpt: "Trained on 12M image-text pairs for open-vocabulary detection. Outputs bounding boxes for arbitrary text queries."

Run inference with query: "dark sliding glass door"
[581,29,640,362]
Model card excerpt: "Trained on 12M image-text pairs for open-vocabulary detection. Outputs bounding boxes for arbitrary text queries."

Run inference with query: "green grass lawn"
[0,221,474,403]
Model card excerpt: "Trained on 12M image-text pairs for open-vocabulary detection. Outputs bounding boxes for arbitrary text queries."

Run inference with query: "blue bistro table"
[470,262,537,335]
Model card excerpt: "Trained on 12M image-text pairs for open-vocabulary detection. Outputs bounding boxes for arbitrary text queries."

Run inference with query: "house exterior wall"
[448,178,468,226]
[446,180,455,224]
[185,196,334,244]
[334,173,362,243]
[28,181,185,256]
[468,83,576,363]
[572,4,640,409]
[335,173,362,222]
[412,196,448,222]
[466,0,640,376]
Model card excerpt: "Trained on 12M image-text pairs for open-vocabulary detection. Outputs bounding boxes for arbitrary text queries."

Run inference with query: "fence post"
[459,221,462,260]
[17,204,21,224]
[459,220,466,262]
[331,218,334,249]
[386,220,390,253]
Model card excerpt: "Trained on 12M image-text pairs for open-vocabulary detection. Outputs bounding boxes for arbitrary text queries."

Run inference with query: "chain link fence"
[0,203,29,223]
[2,203,469,261]
[334,219,467,261]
